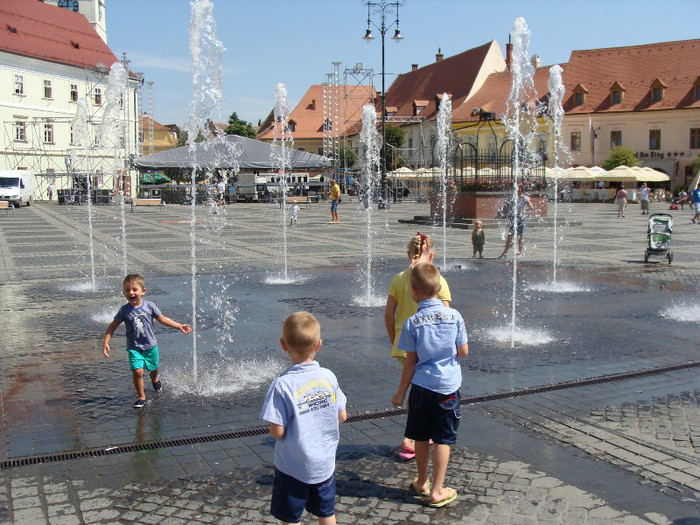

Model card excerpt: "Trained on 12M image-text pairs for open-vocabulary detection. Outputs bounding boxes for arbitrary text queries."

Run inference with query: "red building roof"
[0,0,120,71]
[562,39,700,114]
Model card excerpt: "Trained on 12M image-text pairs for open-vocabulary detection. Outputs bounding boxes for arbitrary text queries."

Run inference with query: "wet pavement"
[0,199,699,524]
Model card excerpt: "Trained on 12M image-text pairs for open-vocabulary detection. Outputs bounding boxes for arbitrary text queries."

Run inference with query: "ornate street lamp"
[363,1,403,209]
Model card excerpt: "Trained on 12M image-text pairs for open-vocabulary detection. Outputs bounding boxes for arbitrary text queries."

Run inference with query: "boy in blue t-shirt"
[261,311,347,525]
[103,274,192,408]
[392,263,469,508]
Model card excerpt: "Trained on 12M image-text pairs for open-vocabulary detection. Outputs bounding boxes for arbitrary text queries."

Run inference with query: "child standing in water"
[471,220,485,258]
[289,200,299,226]
[384,232,452,460]
[103,274,192,408]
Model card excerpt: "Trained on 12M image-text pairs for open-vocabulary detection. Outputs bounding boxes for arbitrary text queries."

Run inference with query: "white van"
[0,170,36,207]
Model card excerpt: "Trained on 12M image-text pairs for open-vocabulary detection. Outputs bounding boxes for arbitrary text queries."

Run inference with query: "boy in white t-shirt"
[261,312,347,524]
[289,201,300,226]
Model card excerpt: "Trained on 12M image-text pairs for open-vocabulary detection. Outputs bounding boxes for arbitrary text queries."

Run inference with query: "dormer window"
[412,100,428,116]
[288,120,296,133]
[650,79,666,103]
[694,76,700,101]
[610,82,625,105]
[572,84,588,106]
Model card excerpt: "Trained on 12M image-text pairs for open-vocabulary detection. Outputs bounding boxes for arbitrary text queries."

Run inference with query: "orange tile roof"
[257,84,377,141]
[384,41,497,120]
[142,116,170,131]
[562,39,700,114]
[452,66,553,123]
[0,0,120,71]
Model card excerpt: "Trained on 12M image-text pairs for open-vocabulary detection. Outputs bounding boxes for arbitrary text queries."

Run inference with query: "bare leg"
[414,440,431,493]
[318,516,336,525]
[132,369,145,400]
[430,444,452,503]
[149,368,159,384]
[501,235,513,256]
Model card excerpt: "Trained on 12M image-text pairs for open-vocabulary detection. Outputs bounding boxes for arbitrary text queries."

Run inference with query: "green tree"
[177,130,188,147]
[384,124,406,171]
[692,152,700,178]
[224,112,256,138]
[602,146,640,171]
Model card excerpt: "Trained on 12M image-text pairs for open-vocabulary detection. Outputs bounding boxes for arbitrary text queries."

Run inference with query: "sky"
[106,0,700,128]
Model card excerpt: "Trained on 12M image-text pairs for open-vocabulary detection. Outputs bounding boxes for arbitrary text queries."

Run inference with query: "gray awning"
[134,134,331,170]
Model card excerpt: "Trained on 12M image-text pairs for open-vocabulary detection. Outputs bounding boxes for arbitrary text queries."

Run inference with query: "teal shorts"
[127,346,159,371]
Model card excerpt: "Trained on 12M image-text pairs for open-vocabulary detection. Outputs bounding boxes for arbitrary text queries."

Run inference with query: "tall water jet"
[70,98,96,291]
[99,62,129,276]
[186,0,224,380]
[355,104,382,306]
[504,17,538,346]
[547,65,565,285]
[436,93,452,271]
[271,83,293,283]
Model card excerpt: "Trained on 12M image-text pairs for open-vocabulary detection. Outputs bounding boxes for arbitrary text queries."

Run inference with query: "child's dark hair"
[123,274,145,289]
[407,232,433,262]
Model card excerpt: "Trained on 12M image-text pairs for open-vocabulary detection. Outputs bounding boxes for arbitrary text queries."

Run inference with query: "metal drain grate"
[2,361,698,470]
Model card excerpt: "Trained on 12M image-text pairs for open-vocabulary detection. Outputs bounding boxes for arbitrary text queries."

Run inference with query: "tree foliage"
[384,124,407,171]
[692,152,700,178]
[224,112,256,138]
[602,146,640,171]
[338,144,358,168]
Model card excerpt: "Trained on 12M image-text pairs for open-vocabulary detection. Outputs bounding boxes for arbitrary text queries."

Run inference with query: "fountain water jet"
[185,0,225,380]
[547,64,566,285]
[436,93,452,271]
[70,98,96,291]
[352,105,384,307]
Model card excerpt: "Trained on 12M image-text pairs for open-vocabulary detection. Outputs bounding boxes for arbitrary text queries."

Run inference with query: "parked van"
[0,170,36,207]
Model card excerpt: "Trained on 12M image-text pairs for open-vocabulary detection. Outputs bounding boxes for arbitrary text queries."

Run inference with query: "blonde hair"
[282,311,321,355]
[407,232,434,263]
[410,262,441,298]
[475,220,483,228]
[123,274,145,290]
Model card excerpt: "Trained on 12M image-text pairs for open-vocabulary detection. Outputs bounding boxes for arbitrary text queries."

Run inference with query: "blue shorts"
[271,468,336,522]
[508,218,525,237]
[331,199,338,212]
[405,384,460,445]
[127,346,159,371]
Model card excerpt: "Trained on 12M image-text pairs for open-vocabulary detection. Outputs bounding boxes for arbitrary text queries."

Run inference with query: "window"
[70,84,78,102]
[574,92,584,106]
[649,129,661,150]
[652,87,663,102]
[610,130,622,148]
[43,80,53,99]
[317,147,323,155]
[570,131,581,152]
[14,122,26,142]
[696,85,700,101]
[611,90,622,104]
[14,75,24,95]
[43,124,54,144]
[94,88,102,106]
[691,128,700,149]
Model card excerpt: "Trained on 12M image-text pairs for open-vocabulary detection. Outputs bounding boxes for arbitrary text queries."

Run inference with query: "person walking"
[616,184,628,217]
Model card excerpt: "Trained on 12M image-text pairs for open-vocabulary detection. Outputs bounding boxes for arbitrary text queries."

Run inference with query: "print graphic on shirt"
[133,314,147,339]
[413,312,457,325]
[294,380,337,416]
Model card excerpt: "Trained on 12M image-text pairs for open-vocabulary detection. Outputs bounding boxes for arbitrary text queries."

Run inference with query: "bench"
[284,196,314,208]
[0,201,15,216]
[131,198,165,212]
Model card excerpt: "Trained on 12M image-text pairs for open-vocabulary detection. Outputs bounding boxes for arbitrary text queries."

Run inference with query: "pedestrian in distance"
[391,262,469,508]
[329,179,340,224]
[289,200,299,226]
[261,311,347,525]
[616,183,628,217]
[471,220,485,258]
[639,182,651,215]
[384,232,452,461]
[103,274,192,408]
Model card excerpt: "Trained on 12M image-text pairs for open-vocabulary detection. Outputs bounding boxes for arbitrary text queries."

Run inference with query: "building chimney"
[412,64,418,71]
[530,54,541,68]
[435,48,443,62]
[505,38,513,71]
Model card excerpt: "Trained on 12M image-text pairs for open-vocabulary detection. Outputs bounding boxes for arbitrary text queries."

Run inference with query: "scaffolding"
[0,59,141,201]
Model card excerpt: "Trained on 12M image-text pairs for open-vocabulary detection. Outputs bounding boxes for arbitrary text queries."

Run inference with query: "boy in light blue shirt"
[261,311,347,525]
[392,263,469,508]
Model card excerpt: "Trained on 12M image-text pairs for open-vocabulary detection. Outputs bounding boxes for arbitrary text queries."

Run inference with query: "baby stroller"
[644,213,673,264]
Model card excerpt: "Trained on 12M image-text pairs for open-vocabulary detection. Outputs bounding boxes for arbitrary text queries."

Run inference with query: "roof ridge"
[572,38,700,55]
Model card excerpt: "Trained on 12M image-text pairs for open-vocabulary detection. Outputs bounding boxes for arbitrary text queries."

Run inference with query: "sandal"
[428,488,457,508]
[398,446,416,461]
[410,478,430,498]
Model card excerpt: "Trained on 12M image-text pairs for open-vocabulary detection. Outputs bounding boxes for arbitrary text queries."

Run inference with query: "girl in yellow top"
[383,232,452,460]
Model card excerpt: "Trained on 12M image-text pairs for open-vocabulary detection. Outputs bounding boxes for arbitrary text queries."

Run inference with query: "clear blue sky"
[106,0,699,127]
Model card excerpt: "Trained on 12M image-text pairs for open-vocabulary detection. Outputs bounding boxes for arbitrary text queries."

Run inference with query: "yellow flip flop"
[428,488,457,508]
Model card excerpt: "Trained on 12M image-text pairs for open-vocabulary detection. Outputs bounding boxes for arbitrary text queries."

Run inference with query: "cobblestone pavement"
[0,200,699,524]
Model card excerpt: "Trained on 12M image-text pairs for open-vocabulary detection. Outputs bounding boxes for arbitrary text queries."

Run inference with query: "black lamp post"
[363,1,403,209]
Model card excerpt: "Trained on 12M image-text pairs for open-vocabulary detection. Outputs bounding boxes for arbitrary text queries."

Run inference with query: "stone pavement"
[0,198,699,524]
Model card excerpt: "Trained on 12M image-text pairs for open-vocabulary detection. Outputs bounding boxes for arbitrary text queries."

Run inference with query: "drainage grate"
[2,361,698,470]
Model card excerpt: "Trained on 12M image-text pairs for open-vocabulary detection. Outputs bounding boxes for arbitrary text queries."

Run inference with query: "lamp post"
[363,0,403,209]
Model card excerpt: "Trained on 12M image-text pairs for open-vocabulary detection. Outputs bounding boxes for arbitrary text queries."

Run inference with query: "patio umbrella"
[606,165,638,182]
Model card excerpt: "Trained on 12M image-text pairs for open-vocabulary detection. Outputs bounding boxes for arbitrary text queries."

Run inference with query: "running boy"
[391,263,469,508]
[261,311,347,525]
[103,274,192,408]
